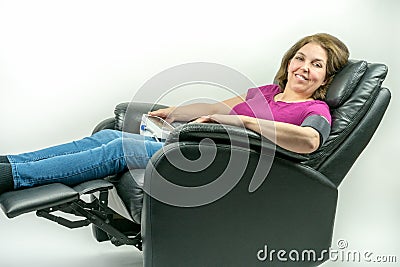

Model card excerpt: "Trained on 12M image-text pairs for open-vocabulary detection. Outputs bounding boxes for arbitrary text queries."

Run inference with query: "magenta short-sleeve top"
[229,84,331,126]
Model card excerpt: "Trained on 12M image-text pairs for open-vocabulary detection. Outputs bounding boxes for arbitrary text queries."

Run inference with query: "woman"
[0,33,349,194]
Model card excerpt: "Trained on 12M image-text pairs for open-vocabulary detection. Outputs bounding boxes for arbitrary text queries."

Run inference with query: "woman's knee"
[98,129,120,134]
[94,129,122,139]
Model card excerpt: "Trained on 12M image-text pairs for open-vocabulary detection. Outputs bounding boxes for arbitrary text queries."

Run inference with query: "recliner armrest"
[142,145,336,266]
[166,123,309,162]
[114,102,169,132]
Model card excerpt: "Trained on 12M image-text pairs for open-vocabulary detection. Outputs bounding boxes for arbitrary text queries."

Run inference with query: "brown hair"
[275,33,349,100]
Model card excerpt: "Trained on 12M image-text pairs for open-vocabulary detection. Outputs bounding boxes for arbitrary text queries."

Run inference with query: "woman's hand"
[148,107,176,123]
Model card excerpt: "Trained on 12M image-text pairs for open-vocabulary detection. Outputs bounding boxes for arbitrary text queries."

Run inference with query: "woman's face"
[286,42,328,98]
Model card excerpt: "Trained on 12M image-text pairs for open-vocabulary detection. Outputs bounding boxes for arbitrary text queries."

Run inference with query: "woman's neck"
[274,91,314,103]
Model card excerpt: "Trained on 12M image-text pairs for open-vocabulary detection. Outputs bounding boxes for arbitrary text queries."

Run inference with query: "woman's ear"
[321,76,328,86]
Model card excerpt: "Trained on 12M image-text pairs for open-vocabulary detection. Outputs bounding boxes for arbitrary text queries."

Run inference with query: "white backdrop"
[0,0,398,266]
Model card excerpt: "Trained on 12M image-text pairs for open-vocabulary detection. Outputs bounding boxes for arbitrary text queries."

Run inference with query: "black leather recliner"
[0,59,391,266]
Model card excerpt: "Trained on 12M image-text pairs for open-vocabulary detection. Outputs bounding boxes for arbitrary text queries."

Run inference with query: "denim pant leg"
[7,129,124,163]
[10,132,164,189]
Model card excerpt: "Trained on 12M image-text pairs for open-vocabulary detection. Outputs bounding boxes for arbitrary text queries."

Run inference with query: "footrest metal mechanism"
[36,190,142,250]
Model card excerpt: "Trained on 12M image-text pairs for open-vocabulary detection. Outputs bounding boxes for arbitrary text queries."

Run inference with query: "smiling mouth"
[295,74,308,81]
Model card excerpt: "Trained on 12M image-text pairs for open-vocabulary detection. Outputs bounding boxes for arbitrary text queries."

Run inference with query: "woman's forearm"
[149,94,245,122]
[202,114,320,154]
[242,116,320,154]
[149,102,231,122]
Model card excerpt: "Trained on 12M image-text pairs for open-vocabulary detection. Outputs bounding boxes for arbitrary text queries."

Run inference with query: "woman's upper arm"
[211,94,246,114]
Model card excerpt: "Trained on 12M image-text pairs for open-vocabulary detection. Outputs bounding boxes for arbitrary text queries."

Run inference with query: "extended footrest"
[0,179,142,249]
[0,183,79,218]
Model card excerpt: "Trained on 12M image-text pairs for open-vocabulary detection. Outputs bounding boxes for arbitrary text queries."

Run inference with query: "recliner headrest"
[325,60,368,108]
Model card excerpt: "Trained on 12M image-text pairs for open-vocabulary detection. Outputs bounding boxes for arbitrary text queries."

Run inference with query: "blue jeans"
[7,129,164,189]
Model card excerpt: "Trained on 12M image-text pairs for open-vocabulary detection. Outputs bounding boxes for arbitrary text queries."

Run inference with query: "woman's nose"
[300,62,310,72]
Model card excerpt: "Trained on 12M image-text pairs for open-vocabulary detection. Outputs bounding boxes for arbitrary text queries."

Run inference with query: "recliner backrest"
[304,60,390,186]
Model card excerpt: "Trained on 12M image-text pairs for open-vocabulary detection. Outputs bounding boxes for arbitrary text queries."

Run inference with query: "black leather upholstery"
[143,149,337,266]
[114,102,168,133]
[0,183,79,218]
[325,60,368,108]
[114,169,145,224]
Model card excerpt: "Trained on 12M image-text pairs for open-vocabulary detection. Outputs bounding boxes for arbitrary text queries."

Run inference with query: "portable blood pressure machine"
[140,114,175,140]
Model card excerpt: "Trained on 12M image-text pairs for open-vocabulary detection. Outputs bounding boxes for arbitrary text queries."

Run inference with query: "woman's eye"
[312,61,323,68]
[295,56,304,61]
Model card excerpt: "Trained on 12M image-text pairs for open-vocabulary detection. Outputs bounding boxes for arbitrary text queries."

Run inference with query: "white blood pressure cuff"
[301,115,331,148]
